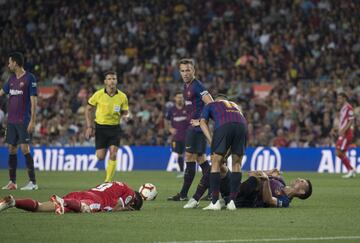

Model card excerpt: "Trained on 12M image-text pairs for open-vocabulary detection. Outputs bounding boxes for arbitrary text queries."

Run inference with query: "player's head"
[337,92,349,105]
[174,89,184,105]
[178,58,195,84]
[8,52,24,71]
[104,71,118,91]
[290,178,312,200]
[215,93,229,101]
[132,191,143,210]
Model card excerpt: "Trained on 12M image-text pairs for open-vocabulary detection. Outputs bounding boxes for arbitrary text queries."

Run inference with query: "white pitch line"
[157,235,360,243]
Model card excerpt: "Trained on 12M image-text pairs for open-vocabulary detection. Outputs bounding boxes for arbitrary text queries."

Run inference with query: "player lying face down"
[0,181,143,214]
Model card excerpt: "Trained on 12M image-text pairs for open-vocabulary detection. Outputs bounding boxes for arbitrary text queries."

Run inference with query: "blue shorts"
[185,129,206,154]
[211,122,247,155]
[5,123,31,145]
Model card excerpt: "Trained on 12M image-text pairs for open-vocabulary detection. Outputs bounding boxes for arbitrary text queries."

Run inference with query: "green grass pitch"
[0,170,359,243]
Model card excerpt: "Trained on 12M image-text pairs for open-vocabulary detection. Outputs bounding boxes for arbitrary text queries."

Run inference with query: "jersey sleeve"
[348,107,354,120]
[2,80,9,94]
[201,104,211,121]
[121,93,129,111]
[28,73,38,96]
[165,107,173,121]
[196,81,209,97]
[88,91,99,106]
[276,195,290,208]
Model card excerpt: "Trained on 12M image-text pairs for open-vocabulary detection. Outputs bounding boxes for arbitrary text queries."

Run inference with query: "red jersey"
[63,181,135,212]
[339,103,354,132]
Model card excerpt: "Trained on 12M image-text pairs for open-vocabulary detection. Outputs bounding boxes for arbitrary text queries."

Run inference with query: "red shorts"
[63,191,103,212]
[336,130,353,151]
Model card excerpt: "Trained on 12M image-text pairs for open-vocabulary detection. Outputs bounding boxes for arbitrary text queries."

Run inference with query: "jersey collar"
[104,88,119,97]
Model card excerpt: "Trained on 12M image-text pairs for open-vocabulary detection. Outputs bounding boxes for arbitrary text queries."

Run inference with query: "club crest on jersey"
[20,82,24,87]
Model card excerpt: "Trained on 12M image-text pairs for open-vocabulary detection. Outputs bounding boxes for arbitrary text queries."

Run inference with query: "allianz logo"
[250,147,282,171]
[32,146,134,171]
[318,149,359,173]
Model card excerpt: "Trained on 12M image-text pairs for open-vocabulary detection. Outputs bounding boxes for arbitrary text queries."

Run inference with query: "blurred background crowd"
[0,0,359,147]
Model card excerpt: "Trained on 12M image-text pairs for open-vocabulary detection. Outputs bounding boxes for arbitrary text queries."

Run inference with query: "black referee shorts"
[5,122,31,146]
[95,123,121,150]
[211,122,247,155]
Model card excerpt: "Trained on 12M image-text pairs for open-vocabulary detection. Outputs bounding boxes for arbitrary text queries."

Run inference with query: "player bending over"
[0,181,143,214]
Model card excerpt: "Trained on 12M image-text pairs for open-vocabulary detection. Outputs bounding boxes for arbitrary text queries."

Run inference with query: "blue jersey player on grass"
[168,58,214,202]
[199,94,248,210]
[0,52,38,191]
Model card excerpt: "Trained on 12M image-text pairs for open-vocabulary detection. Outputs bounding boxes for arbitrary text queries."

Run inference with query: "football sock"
[105,159,116,182]
[64,199,81,212]
[178,156,184,172]
[338,154,353,171]
[180,162,196,198]
[8,154,17,183]
[15,199,39,212]
[193,161,210,201]
[24,153,36,184]
[230,172,242,200]
[210,172,221,204]
[220,170,231,203]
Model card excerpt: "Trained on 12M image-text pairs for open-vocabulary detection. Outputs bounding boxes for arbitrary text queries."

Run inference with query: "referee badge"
[114,105,121,112]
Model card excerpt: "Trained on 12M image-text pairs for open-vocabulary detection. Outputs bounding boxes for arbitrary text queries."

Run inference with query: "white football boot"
[203,200,222,211]
[0,195,15,212]
[20,181,38,190]
[183,198,199,209]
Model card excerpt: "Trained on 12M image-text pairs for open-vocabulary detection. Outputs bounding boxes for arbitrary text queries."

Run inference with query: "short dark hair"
[215,93,229,100]
[299,179,312,200]
[338,92,349,101]
[104,71,117,79]
[174,89,183,95]
[132,191,143,210]
[178,58,195,67]
[9,52,24,67]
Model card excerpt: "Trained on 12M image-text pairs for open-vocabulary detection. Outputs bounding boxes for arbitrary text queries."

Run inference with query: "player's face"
[290,178,308,193]
[337,95,345,106]
[174,93,184,105]
[8,57,17,72]
[104,74,118,92]
[179,64,195,84]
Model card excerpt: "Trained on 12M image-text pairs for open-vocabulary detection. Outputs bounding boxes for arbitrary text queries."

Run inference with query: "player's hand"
[169,127,177,135]
[27,121,35,134]
[85,127,94,139]
[190,119,200,127]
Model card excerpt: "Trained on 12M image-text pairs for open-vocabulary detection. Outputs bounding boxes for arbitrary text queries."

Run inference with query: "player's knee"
[20,145,30,154]
[185,152,196,162]
[8,145,17,154]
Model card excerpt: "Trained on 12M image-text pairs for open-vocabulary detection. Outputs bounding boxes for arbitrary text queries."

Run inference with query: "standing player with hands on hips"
[85,71,129,183]
[0,52,38,191]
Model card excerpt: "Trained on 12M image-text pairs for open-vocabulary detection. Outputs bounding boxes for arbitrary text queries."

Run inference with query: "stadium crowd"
[0,0,359,147]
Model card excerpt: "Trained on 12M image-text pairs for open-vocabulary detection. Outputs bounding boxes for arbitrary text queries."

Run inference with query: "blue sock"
[210,172,221,204]
[193,161,210,201]
[180,162,196,198]
[178,156,184,172]
[230,172,242,200]
[220,170,231,203]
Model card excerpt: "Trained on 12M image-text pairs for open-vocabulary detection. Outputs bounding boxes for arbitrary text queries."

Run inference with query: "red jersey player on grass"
[334,93,356,178]
[0,181,143,214]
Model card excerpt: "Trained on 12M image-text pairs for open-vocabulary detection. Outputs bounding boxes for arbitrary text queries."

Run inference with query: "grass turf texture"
[0,170,359,243]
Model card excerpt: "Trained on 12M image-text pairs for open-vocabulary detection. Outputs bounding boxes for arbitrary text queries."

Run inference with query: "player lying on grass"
[224,168,313,208]
[0,181,143,214]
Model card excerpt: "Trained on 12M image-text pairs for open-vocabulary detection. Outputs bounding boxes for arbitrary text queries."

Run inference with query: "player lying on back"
[0,181,143,214]
[222,168,313,208]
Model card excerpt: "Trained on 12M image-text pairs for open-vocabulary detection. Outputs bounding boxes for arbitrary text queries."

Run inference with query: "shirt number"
[92,182,113,191]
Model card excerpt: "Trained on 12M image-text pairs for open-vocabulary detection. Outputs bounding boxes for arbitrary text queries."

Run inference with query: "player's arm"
[259,173,278,207]
[112,203,134,212]
[28,96,37,133]
[248,169,282,178]
[202,93,214,105]
[200,118,212,144]
[339,119,353,136]
[85,104,95,139]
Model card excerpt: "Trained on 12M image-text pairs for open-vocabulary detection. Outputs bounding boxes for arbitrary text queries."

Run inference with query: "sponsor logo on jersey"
[9,89,24,96]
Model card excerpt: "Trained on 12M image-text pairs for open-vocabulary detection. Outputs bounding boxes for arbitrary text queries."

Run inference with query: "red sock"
[64,199,81,212]
[339,154,353,170]
[15,199,39,212]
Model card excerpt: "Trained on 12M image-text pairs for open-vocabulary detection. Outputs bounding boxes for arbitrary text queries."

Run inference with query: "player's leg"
[0,194,52,213]
[190,153,210,202]
[104,126,121,182]
[168,130,197,201]
[174,141,185,177]
[95,126,109,181]
[105,145,119,182]
[2,123,18,190]
[203,153,223,210]
[227,154,243,210]
[336,133,355,178]
[17,123,38,190]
